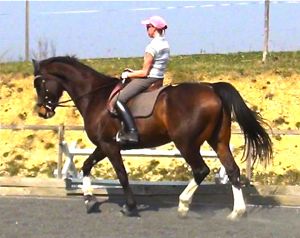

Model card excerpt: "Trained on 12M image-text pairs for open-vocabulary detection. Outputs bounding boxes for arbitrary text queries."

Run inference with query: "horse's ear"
[32,59,40,74]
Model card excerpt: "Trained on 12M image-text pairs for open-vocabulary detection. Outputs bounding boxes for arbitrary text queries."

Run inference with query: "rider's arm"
[126,53,154,78]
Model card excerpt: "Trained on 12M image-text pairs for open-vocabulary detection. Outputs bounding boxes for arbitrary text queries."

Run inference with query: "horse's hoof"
[178,210,189,219]
[178,200,189,218]
[227,210,247,221]
[84,195,100,214]
[120,204,139,217]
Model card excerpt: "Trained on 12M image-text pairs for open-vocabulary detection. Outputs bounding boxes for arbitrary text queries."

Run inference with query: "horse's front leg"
[81,147,106,213]
[104,145,138,216]
[109,156,138,216]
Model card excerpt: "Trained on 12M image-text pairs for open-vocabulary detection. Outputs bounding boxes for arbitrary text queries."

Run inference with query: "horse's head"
[32,59,64,119]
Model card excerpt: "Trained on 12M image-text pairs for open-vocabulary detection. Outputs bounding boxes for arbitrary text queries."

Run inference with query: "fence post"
[25,0,30,61]
[246,152,252,183]
[57,124,65,179]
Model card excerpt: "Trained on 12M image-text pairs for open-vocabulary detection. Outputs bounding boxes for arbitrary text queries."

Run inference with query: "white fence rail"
[1,124,299,181]
[59,140,230,184]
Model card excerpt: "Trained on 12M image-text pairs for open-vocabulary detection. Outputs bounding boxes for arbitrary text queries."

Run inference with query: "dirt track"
[0,195,299,238]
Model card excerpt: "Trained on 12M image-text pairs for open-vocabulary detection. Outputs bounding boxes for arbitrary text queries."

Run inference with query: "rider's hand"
[120,71,130,84]
[121,71,129,80]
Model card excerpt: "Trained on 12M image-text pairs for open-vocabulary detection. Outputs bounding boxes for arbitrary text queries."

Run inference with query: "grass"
[1,51,300,81]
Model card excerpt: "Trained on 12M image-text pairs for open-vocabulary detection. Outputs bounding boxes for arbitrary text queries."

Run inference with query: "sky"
[0,0,300,62]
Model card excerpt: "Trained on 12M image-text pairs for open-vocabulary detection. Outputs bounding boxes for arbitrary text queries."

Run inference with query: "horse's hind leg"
[215,145,246,220]
[208,128,246,220]
[178,178,198,217]
[176,144,210,217]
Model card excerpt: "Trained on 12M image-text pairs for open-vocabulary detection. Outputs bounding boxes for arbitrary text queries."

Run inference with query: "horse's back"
[154,82,222,130]
[160,82,221,110]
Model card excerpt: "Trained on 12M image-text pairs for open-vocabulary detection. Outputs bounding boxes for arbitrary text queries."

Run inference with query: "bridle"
[34,74,117,110]
[34,75,58,111]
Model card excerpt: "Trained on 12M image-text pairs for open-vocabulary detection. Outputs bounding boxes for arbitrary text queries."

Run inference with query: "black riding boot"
[115,100,139,144]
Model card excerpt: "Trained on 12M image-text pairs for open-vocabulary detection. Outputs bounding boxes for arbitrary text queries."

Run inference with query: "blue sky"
[1,1,300,62]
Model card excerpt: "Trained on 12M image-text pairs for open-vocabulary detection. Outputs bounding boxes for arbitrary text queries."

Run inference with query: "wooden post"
[57,124,65,179]
[262,0,270,63]
[25,0,30,61]
[245,148,253,183]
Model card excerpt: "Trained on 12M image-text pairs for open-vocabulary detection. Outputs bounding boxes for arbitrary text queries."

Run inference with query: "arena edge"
[0,177,300,207]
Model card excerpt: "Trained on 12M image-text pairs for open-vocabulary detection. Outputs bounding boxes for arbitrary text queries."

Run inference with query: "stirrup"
[115,130,139,144]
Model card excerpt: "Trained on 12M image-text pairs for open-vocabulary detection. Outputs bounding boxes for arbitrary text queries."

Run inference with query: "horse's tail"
[211,82,273,164]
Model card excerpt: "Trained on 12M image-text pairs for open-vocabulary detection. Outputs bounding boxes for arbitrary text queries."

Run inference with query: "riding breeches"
[117,77,162,103]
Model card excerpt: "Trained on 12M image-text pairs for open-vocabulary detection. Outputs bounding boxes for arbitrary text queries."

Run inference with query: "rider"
[114,15,170,145]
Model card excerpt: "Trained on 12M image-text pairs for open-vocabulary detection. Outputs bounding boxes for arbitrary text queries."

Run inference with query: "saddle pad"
[128,86,168,118]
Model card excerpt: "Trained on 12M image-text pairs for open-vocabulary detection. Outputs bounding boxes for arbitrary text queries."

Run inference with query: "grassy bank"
[1,51,300,79]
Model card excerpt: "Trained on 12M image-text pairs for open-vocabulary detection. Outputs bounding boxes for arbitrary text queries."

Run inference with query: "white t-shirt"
[145,36,170,79]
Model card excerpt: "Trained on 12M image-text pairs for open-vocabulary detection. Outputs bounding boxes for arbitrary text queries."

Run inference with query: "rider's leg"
[115,77,158,144]
[115,100,139,143]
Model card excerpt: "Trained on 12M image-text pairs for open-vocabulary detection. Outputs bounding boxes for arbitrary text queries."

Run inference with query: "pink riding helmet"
[141,16,168,30]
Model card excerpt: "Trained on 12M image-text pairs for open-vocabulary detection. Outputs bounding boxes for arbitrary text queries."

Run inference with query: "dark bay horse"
[32,56,272,220]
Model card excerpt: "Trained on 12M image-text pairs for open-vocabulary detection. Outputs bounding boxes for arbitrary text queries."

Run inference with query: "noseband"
[34,75,58,111]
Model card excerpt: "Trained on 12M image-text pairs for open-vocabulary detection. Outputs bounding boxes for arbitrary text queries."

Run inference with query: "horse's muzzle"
[37,105,55,119]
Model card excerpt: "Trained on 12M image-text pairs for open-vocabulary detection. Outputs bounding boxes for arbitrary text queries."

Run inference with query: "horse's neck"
[60,68,116,117]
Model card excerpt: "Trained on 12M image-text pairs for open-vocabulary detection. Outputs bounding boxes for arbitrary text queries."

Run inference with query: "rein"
[34,74,117,108]
[56,82,117,107]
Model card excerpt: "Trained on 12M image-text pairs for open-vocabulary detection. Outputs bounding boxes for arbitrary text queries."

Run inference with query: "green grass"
[1,51,300,82]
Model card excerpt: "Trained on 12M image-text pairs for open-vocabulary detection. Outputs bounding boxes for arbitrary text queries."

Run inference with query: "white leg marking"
[82,176,93,196]
[219,165,229,184]
[178,179,198,217]
[227,185,246,221]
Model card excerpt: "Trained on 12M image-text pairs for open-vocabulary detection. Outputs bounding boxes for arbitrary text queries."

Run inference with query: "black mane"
[41,55,82,67]
[40,56,118,81]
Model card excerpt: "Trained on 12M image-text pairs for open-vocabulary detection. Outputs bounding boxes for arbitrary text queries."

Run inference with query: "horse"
[32,56,272,220]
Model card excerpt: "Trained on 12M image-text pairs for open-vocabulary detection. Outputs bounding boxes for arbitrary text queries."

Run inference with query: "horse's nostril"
[37,105,47,116]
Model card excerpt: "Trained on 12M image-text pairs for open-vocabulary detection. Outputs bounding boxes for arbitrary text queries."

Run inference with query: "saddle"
[107,80,168,118]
